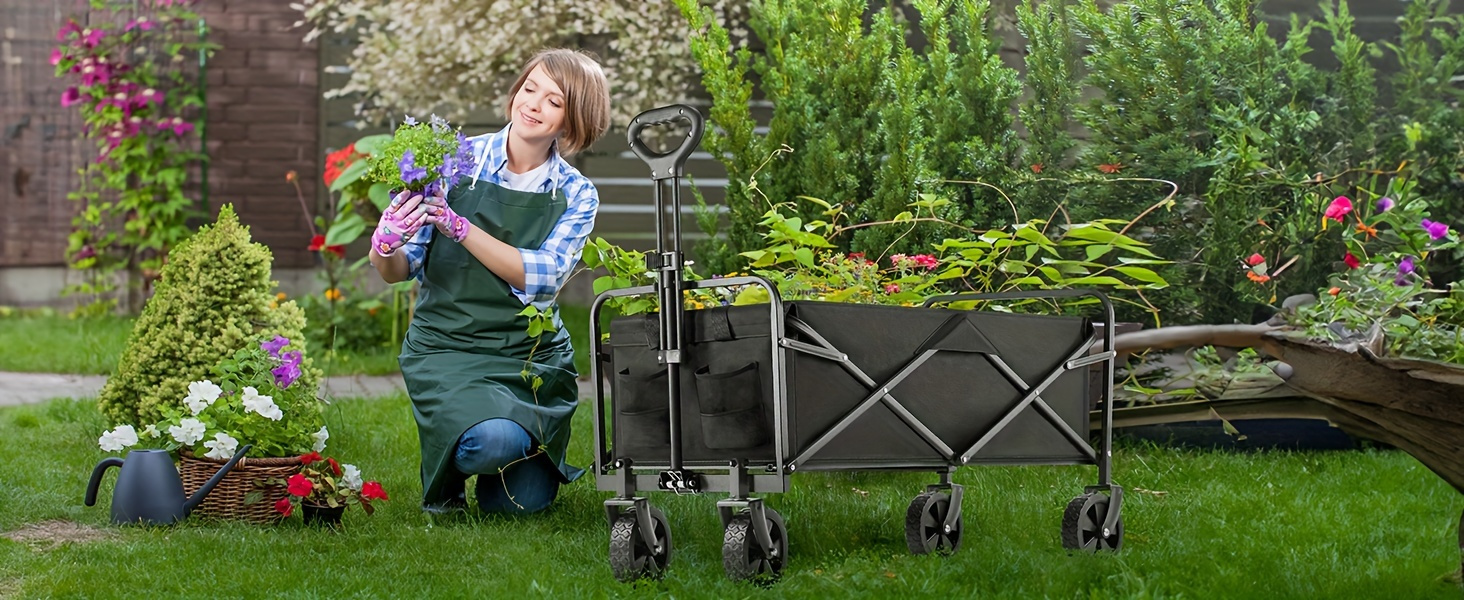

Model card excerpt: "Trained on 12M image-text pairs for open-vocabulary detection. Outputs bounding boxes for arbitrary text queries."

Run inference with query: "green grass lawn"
[0,305,594,377]
[0,395,1459,598]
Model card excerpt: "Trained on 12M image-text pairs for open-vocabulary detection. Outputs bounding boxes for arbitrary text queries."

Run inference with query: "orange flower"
[324,288,343,302]
[1327,286,1341,296]
[1354,222,1378,238]
[1097,162,1125,174]
[1246,271,1271,283]
[1030,163,1044,174]
[285,170,297,183]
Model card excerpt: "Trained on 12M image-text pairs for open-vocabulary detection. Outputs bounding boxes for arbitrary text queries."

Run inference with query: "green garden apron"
[400,180,583,506]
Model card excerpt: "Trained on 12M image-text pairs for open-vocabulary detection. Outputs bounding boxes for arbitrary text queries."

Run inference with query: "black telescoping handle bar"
[626,105,705,484]
[627,104,705,181]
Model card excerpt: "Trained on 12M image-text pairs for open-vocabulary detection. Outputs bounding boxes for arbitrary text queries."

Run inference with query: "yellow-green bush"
[98,205,319,425]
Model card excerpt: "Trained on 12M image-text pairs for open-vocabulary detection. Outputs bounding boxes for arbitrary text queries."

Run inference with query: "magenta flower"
[1421,219,1449,240]
[1395,256,1416,286]
[1375,197,1394,212]
[81,28,106,49]
[50,48,64,66]
[272,350,303,388]
[155,117,193,136]
[60,87,81,107]
[1323,196,1353,221]
[56,21,81,42]
[261,335,290,358]
[124,17,154,32]
[884,283,901,294]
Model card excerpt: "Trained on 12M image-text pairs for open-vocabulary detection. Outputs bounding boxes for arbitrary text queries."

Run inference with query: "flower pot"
[302,503,345,527]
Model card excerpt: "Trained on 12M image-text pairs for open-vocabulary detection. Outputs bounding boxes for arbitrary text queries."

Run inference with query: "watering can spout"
[182,444,252,515]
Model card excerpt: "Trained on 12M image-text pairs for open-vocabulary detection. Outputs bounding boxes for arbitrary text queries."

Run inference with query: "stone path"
[0,371,601,406]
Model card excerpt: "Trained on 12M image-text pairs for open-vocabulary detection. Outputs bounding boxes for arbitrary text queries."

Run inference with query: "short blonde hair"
[505,49,611,157]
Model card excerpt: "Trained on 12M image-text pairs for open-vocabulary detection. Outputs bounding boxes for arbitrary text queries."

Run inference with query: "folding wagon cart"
[591,105,1125,583]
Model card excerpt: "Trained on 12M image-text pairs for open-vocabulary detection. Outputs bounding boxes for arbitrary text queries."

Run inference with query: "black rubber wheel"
[609,505,672,582]
[1061,493,1123,553]
[905,491,963,555]
[723,507,787,584]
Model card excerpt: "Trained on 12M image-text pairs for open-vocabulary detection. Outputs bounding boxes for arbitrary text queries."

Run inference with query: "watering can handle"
[84,457,125,507]
[626,104,704,181]
[182,444,252,514]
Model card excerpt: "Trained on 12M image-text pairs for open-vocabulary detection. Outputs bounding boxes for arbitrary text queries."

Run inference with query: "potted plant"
[97,335,329,523]
[270,452,389,527]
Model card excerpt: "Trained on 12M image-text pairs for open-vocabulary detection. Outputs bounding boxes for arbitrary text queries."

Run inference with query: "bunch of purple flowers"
[368,114,477,196]
[261,335,303,389]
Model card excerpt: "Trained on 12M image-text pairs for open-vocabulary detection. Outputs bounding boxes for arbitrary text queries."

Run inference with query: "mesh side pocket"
[694,362,770,450]
[615,367,670,447]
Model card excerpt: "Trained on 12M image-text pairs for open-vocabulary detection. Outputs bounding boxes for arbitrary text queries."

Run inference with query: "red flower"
[299,451,323,465]
[1327,286,1341,296]
[1245,253,1265,267]
[323,143,359,186]
[1030,163,1044,174]
[274,497,294,516]
[287,473,314,497]
[306,235,346,259]
[327,457,342,477]
[1097,162,1125,174]
[360,481,389,501]
[1343,252,1360,269]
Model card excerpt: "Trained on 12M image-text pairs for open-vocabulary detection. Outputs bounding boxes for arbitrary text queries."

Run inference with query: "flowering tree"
[291,0,747,128]
[52,0,212,314]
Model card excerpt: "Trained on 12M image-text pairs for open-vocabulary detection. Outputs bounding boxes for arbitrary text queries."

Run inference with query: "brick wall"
[197,0,319,269]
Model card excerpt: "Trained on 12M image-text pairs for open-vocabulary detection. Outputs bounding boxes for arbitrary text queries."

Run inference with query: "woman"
[369,48,611,514]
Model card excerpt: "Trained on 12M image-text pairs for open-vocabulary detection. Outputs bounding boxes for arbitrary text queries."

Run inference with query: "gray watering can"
[84,444,252,525]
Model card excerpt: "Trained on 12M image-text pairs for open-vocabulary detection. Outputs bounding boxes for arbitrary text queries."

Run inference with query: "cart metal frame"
[592,105,1125,582]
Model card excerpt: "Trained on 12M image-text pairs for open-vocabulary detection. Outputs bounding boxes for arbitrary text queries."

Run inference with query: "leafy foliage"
[97,206,319,426]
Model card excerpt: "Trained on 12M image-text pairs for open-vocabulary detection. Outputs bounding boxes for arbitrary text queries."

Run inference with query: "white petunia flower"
[169,418,206,446]
[98,425,139,452]
[340,464,363,491]
[311,426,329,453]
[202,432,240,460]
[141,424,160,438]
[182,380,222,415]
[241,387,282,421]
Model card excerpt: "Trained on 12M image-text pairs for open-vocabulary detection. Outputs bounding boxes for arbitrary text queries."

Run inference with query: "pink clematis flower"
[60,87,82,107]
[124,17,154,32]
[1324,196,1352,222]
[56,20,81,42]
[80,28,106,49]
[156,116,193,136]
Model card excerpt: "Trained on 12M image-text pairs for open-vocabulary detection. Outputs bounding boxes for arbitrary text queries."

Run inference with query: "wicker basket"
[179,451,302,524]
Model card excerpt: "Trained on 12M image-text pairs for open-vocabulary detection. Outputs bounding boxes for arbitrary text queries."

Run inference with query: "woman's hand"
[423,189,471,242]
[371,190,431,256]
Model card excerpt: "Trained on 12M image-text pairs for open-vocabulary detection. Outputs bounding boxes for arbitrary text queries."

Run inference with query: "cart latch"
[657,469,704,494]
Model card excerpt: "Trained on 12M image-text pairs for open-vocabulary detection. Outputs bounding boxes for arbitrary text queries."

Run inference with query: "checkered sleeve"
[401,226,434,283]
[513,180,599,304]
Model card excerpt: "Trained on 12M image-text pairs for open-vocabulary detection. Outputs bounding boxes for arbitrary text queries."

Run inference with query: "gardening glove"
[371,190,430,256]
[422,188,471,243]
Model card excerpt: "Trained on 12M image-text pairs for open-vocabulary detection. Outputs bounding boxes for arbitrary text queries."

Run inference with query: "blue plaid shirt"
[399,124,598,305]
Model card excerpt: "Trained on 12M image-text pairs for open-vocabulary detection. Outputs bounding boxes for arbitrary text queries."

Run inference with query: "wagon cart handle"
[627,104,704,181]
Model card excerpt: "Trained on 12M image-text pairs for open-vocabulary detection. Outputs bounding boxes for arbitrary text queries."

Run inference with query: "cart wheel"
[1061,493,1123,553]
[723,507,787,584]
[905,491,963,555]
[609,505,672,582]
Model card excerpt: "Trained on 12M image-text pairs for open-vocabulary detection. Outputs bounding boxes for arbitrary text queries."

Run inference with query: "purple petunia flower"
[1395,256,1416,286]
[1376,197,1394,212]
[271,350,302,388]
[261,335,289,358]
[399,149,428,184]
[1421,219,1449,240]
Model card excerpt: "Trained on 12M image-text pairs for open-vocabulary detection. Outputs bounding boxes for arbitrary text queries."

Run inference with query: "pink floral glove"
[423,190,471,243]
[371,191,430,256]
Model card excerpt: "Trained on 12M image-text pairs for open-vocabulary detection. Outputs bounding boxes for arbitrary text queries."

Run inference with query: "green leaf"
[324,213,366,247]
[517,305,540,317]
[1113,266,1169,286]
[1085,244,1114,262]
[1064,275,1126,286]
[329,161,369,192]
[793,248,815,268]
[352,134,392,156]
[368,183,392,211]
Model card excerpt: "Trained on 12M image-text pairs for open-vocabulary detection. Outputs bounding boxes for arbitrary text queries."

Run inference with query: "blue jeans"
[452,418,560,514]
